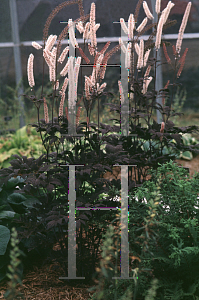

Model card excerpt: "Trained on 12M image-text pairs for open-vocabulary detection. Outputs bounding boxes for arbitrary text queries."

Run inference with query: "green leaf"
[7,193,27,204]
[0,225,10,255]
[3,176,25,191]
[180,151,193,160]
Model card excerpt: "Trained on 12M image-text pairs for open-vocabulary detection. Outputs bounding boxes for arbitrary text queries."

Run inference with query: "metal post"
[151,0,163,124]
[9,0,25,128]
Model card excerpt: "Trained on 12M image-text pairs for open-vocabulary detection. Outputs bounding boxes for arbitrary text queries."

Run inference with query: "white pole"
[9,0,25,128]
[151,0,164,124]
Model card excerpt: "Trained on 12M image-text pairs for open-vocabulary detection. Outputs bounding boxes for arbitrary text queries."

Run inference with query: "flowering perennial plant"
[2,1,199,299]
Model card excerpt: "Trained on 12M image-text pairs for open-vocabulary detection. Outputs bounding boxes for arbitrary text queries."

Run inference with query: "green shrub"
[88,160,199,299]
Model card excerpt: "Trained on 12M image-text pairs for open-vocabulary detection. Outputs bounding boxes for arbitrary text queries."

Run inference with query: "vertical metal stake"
[9,0,25,128]
[151,0,163,124]
[59,164,85,280]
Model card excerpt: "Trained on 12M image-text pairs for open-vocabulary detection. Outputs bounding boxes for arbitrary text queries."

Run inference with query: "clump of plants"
[88,160,199,299]
[0,0,199,298]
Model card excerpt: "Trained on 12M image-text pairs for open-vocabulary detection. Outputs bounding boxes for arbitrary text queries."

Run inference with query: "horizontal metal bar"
[78,64,121,66]
[0,33,198,48]
[76,207,119,210]
[113,164,137,166]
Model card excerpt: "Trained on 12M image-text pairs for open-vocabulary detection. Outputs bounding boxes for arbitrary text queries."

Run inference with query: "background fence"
[0,0,199,129]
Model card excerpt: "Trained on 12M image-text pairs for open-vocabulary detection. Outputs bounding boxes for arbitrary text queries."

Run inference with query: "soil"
[0,156,199,299]
[101,155,199,183]
[175,155,199,179]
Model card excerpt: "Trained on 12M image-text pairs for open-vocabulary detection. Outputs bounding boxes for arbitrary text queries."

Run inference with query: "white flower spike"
[143,1,154,20]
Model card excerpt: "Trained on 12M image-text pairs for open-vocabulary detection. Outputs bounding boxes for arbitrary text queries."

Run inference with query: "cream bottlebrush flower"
[45,34,53,48]
[91,68,96,85]
[96,53,104,77]
[119,37,127,53]
[134,43,140,55]
[118,80,125,104]
[76,21,84,34]
[143,1,154,20]
[59,77,69,95]
[90,2,97,48]
[130,83,134,100]
[125,42,132,69]
[90,3,96,27]
[45,48,51,57]
[176,2,192,54]
[162,1,175,25]
[83,22,91,40]
[94,23,100,31]
[49,66,55,82]
[120,18,128,34]
[160,121,165,141]
[136,17,148,32]
[45,35,57,51]
[58,46,69,64]
[143,65,151,93]
[59,92,66,117]
[160,121,164,132]
[145,65,151,77]
[68,56,75,109]
[143,76,153,94]
[68,19,79,48]
[51,46,57,63]
[32,41,42,50]
[85,75,94,87]
[155,10,165,50]
[27,53,35,88]
[43,49,52,67]
[74,57,82,83]
[128,14,135,40]
[79,20,100,41]
[143,49,151,67]
[137,39,144,69]
[155,2,174,51]
[156,0,161,14]
[97,82,107,93]
[60,59,70,77]
[119,38,131,69]
[43,97,49,123]
[49,46,56,82]
[74,56,82,101]
[85,76,91,100]
[100,56,109,80]
[88,43,96,56]
[155,2,175,51]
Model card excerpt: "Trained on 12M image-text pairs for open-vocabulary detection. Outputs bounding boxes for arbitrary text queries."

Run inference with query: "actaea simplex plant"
[25,0,199,184]
[1,0,199,285]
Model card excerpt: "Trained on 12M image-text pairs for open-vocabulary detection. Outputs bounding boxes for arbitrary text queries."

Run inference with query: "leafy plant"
[0,1,199,299]
[165,86,187,127]
[0,78,25,124]
[89,160,199,299]
[131,160,199,299]
[137,130,199,161]
[88,175,163,300]
[0,125,74,169]
[3,227,26,300]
